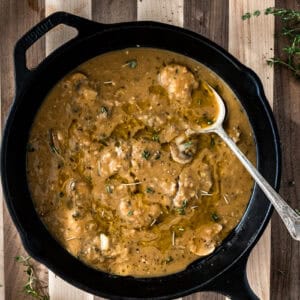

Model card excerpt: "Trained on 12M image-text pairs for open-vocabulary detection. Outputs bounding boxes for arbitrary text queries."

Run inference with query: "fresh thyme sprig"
[242,7,300,78]
[15,255,49,300]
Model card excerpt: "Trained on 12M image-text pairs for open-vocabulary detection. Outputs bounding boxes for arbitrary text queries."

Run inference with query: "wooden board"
[0,1,299,299]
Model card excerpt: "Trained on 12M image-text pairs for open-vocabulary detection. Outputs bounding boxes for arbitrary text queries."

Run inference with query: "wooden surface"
[0,0,299,299]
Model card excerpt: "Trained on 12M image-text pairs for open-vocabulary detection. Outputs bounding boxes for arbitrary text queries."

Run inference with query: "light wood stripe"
[138,0,183,26]
[45,1,94,299]
[229,1,274,300]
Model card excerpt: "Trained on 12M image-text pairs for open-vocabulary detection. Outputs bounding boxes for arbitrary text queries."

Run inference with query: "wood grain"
[271,1,300,299]
[138,0,183,26]
[92,0,137,23]
[44,1,94,299]
[228,1,275,299]
[1,0,299,299]
[184,1,229,299]
[0,1,46,299]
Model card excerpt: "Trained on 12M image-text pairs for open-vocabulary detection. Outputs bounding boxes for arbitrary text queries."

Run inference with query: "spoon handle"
[216,127,300,241]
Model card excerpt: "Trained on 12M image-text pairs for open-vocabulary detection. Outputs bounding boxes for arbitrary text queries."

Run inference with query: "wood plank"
[44,1,94,299]
[228,1,274,300]
[184,2,229,299]
[0,1,47,299]
[90,2,138,297]
[92,0,136,23]
[271,0,300,299]
[138,0,183,26]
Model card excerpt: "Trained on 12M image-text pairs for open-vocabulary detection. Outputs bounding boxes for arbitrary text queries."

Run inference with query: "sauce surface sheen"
[27,48,256,277]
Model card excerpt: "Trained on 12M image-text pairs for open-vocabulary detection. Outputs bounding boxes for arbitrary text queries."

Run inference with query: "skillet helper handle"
[14,11,104,91]
[203,255,259,300]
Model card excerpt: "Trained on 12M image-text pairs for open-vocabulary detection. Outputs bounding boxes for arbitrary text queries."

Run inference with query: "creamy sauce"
[27,48,256,277]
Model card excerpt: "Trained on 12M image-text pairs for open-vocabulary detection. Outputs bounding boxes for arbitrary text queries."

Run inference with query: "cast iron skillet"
[1,12,281,300]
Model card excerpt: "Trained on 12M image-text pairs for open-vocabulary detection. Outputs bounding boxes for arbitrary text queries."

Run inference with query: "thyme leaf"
[15,255,49,300]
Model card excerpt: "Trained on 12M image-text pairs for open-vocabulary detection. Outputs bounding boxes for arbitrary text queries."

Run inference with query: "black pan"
[1,12,281,300]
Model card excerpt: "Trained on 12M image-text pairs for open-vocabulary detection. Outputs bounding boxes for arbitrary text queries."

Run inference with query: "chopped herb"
[127,210,134,216]
[26,143,35,152]
[146,187,155,194]
[106,185,113,194]
[178,227,185,231]
[253,10,261,17]
[100,106,109,115]
[242,12,251,20]
[142,150,151,160]
[176,199,188,215]
[295,209,300,216]
[152,133,160,142]
[124,59,137,69]
[211,213,219,222]
[198,113,214,126]
[165,256,174,264]
[15,255,49,300]
[184,141,193,148]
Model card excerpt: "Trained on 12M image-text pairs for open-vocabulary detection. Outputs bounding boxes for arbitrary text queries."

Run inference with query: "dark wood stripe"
[184,2,228,299]
[184,0,229,50]
[0,0,46,298]
[271,1,300,299]
[92,0,137,23]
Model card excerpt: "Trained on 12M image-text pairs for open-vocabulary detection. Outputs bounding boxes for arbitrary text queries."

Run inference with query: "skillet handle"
[202,255,260,300]
[14,12,105,91]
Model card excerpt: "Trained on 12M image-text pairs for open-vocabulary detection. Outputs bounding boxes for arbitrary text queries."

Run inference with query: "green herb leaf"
[242,12,251,20]
[127,210,134,216]
[211,213,219,222]
[253,10,261,17]
[152,133,160,142]
[106,185,113,194]
[100,106,109,115]
[146,187,155,194]
[295,209,300,216]
[142,150,151,160]
[15,255,49,299]
[125,59,138,69]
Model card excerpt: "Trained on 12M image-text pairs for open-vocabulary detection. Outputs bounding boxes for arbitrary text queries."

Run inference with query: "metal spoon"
[186,84,300,241]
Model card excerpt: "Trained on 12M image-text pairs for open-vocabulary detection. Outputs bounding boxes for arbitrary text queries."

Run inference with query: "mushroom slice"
[170,134,197,164]
[189,223,222,256]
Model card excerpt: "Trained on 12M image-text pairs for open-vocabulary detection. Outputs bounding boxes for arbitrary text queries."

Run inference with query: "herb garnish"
[211,213,219,222]
[152,133,160,142]
[184,141,193,148]
[142,150,151,160]
[124,59,138,69]
[15,255,49,300]
[146,187,155,194]
[106,185,113,194]
[127,210,134,216]
[242,7,300,78]
[100,106,109,116]
[176,199,188,215]
[295,209,300,216]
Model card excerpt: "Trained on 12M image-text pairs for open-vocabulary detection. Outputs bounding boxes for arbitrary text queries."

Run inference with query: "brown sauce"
[27,48,256,277]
